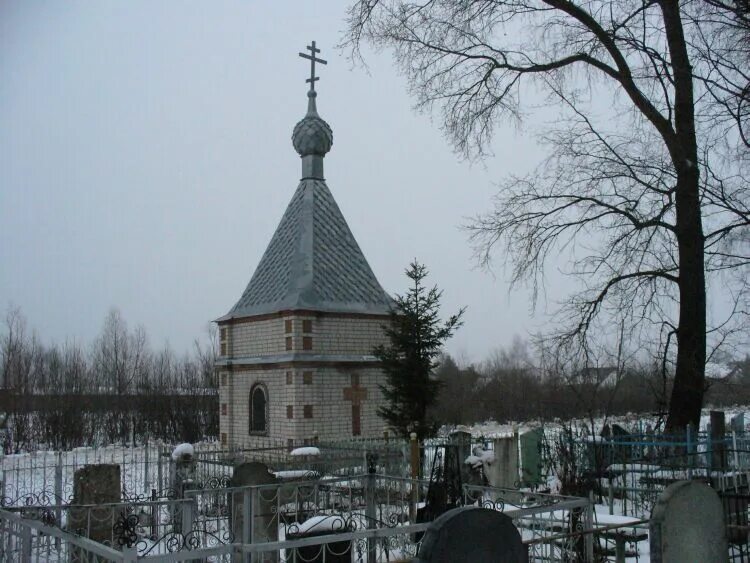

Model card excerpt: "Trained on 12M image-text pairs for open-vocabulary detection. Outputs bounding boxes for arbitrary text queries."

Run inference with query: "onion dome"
[292,90,333,157]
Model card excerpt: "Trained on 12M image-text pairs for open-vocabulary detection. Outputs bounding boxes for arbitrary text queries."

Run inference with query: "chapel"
[216,43,393,450]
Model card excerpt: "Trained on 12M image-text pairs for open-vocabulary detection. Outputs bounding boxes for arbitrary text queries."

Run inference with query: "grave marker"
[69,464,121,545]
[230,461,280,561]
[731,413,745,435]
[484,435,519,489]
[710,411,727,471]
[650,480,727,563]
[519,428,543,487]
[414,506,527,562]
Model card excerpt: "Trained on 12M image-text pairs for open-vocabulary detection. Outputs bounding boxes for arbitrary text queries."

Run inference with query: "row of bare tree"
[0,307,218,452]
[432,338,750,430]
[342,0,750,432]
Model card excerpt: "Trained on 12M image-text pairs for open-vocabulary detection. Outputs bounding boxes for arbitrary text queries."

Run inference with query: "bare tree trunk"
[661,0,707,433]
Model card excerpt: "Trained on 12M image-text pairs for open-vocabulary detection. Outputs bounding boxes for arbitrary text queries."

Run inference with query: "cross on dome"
[298,41,327,92]
[292,40,333,168]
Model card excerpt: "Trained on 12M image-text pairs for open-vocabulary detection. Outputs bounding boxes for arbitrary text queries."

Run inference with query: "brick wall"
[219,365,388,449]
[218,312,392,449]
[222,313,390,358]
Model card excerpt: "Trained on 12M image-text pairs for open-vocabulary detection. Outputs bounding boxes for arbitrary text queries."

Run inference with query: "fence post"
[365,452,378,563]
[151,488,157,540]
[584,491,594,563]
[21,522,31,560]
[157,444,164,494]
[54,452,63,502]
[733,431,740,492]
[55,451,63,550]
[144,438,150,495]
[243,489,253,563]
[709,411,726,476]
[181,498,195,538]
[409,432,418,522]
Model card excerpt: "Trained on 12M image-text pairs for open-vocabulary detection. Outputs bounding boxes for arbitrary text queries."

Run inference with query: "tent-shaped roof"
[219,79,393,321]
[220,178,393,320]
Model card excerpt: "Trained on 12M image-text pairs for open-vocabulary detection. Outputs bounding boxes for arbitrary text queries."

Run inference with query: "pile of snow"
[464,447,495,469]
[290,447,320,456]
[171,443,194,460]
[293,515,347,535]
[464,455,482,468]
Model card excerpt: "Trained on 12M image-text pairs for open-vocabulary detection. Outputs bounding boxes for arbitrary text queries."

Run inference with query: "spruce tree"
[374,260,465,440]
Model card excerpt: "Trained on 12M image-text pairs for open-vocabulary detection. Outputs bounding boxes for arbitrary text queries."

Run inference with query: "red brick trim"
[218,309,391,326]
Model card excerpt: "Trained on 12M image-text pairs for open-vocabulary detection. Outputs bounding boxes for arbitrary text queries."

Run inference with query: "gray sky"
[1,1,573,362]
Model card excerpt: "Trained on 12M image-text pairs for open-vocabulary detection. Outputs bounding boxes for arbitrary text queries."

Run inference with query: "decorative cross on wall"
[343,374,368,436]
[299,40,327,91]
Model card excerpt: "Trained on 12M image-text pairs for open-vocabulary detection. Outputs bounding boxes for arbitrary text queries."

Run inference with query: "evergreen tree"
[374,261,465,440]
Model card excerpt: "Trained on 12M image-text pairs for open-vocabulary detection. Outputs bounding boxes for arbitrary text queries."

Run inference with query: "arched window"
[249,384,267,434]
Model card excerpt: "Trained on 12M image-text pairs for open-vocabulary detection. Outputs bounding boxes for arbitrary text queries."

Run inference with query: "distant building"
[215,44,393,449]
[574,366,621,388]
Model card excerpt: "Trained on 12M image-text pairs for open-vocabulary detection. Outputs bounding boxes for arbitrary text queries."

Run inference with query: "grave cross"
[343,375,368,436]
[299,40,327,91]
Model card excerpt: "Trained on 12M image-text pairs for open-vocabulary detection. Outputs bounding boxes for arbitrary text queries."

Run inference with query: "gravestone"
[68,464,121,544]
[519,428,543,487]
[230,461,280,555]
[484,436,518,489]
[731,413,745,435]
[650,480,727,563]
[414,506,527,563]
[450,430,473,487]
[710,411,727,471]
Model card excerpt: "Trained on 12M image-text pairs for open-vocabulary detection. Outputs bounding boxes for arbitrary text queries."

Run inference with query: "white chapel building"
[216,45,393,450]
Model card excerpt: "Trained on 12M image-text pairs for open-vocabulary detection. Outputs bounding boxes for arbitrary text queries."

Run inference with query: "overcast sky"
[1,1,581,362]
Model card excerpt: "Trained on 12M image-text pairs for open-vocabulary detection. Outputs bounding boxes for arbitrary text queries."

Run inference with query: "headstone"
[650,480,727,563]
[601,423,631,465]
[519,428,543,487]
[414,506,527,563]
[731,413,745,435]
[484,436,518,489]
[230,461,280,553]
[710,411,727,471]
[68,464,121,544]
[450,430,473,487]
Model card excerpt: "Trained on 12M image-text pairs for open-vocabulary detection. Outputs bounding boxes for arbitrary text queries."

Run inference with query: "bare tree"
[92,308,149,395]
[342,0,750,432]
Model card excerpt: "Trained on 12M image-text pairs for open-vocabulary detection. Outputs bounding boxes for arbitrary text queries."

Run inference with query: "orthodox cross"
[343,374,368,436]
[299,40,327,91]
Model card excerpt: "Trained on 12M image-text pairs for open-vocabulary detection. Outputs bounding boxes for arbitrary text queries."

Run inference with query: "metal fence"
[0,438,410,508]
[544,429,750,517]
[0,471,600,562]
[0,441,183,507]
